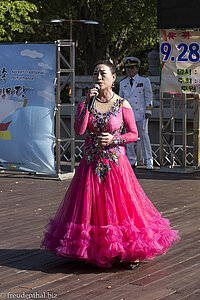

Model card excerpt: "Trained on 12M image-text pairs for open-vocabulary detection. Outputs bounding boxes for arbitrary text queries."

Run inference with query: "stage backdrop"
[160,30,200,94]
[0,43,56,175]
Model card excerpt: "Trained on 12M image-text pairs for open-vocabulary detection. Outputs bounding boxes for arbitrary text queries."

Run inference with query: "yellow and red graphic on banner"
[160,29,200,94]
[0,121,12,140]
[0,95,27,140]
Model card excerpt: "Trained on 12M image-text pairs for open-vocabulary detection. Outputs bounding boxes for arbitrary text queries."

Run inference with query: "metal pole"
[55,42,61,175]
[182,93,187,168]
[198,96,200,168]
[193,95,198,167]
[159,92,164,167]
[69,20,73,69]
[195,94,200,168]
[70,19,73,41]
[70,42,75,172]
[171,95,175,167]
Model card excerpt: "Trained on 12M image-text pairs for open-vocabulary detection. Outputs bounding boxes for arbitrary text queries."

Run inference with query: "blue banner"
[0,44,56,175]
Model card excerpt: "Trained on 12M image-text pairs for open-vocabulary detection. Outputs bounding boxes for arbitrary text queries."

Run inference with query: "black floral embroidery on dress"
[112,136,126,145]
[94,161,111,182]
[84,99,125,182]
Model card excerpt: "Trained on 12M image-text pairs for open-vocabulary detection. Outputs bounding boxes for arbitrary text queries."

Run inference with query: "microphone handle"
[88,84,100,112]
[88,94,96,112]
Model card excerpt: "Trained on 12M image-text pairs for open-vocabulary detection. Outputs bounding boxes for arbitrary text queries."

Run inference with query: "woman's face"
[93,64,116,90]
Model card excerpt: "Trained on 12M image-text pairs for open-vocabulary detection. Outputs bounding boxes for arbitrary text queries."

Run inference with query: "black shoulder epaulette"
[120,76,127,82]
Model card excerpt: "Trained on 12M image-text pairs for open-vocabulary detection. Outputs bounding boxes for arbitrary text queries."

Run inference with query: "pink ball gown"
[41,98,180,268]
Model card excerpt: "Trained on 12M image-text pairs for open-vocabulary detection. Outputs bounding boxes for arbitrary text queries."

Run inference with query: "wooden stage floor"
[0,168,200,300]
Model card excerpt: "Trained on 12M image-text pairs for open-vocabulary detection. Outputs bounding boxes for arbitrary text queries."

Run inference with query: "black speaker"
[157,0,200,29]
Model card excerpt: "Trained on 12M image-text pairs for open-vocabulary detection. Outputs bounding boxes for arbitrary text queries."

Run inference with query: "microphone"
[88,84,100,112]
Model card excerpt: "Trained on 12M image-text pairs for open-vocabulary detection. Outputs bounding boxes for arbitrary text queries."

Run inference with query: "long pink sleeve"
[74,102,89,135]
[111,107,138,145]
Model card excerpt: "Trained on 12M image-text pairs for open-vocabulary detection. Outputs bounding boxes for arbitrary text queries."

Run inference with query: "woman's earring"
[112,83,115,89]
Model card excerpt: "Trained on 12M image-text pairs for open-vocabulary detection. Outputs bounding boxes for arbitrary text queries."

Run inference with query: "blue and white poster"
[0,43,56,175]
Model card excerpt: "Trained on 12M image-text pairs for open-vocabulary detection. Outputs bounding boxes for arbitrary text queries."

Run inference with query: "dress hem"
[41,219,180,268]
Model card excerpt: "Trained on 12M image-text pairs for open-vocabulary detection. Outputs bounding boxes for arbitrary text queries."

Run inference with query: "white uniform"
[119,73,153,166]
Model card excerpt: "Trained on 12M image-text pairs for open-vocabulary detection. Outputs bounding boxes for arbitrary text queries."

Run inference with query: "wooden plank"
[32,247,200,300]
[159,285,200,299]
[0,170,200,300]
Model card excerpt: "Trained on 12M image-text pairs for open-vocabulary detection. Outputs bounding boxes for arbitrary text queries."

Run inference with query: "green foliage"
[0,0,39,41]
[0,0,159,74]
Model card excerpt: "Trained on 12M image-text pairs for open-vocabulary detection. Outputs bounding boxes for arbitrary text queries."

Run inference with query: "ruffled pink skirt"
[41,154,180,268]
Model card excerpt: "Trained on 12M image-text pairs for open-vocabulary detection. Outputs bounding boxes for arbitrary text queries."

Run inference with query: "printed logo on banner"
[160,30,200,94]
[0,69,32,140]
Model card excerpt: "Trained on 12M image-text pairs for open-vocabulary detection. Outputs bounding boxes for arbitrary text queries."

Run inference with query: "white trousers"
[126,119,153,165]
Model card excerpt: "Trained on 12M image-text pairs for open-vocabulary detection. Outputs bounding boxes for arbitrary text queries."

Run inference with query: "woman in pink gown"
[41,60,180,269]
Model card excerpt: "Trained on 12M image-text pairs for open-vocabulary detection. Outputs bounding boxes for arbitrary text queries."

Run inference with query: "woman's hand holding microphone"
[97,132,113,147]
[86,84,100,111]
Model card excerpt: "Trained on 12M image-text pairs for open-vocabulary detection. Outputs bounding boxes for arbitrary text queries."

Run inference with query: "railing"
[59,139,195,168]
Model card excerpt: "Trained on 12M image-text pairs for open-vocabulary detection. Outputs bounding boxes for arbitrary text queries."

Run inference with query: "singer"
[41,60,180,269]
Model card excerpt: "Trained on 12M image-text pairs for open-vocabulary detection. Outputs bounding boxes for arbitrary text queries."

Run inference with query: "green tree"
[38,0,158,74]
[0,0,159,74]
[74,0,159,74]
[0,0,39,41]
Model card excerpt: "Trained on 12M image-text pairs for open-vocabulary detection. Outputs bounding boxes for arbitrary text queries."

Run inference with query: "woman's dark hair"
[94,60,116,74]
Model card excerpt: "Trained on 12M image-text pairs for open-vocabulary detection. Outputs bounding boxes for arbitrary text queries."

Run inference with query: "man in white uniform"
[119,57,153,169]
